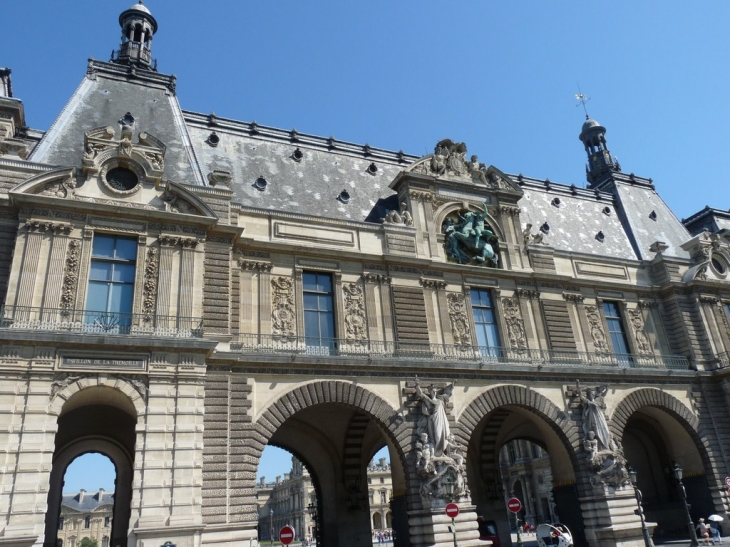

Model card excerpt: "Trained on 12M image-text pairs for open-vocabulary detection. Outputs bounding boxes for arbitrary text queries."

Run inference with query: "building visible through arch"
[2,3,730,547]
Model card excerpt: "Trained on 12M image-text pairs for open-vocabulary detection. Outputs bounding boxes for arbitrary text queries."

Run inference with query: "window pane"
[86,282,110,313]
[304,293,319,311]
[319,312,335,339]
[318,294,333,312]
[304,310,321,339]
[92,235,116,258]
[303,273,318,292]
[114,237,138,260]
[112,263,136,283]
[316,274,332,293]
[89,262,112,281]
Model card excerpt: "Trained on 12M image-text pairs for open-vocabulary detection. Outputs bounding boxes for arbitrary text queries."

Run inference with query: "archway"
[252,382,410,547]
[612,391,720,540]
[461,386,588,547]
[44,385,138,547]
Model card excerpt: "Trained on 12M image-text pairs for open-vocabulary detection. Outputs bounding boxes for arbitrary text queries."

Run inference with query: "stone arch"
[48,375,147,417]
[253,380,413,541]
[45,382,140,547]
[458,384,588,546]
[456,384,580,458]
[609,388,720,488]
[609,387,698,438]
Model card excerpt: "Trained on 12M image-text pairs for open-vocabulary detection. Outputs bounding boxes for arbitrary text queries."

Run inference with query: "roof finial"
[575,84,590,119]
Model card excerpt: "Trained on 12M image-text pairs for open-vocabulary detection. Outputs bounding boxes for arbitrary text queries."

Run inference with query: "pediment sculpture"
[406,139,520,192]
[442,201,499,267]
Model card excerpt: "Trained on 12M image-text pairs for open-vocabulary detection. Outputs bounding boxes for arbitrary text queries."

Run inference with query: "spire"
[579,116,620,186]
[112,2,159,70]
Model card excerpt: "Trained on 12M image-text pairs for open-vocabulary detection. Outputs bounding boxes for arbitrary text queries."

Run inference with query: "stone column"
[73,228,94,312]
[14,223,44,309]
[259,263,273,336]
[41,224,72,310]
[363,273,381,342]
[379,275,395,343]
[178,238,198,319]
[155,236,177,319]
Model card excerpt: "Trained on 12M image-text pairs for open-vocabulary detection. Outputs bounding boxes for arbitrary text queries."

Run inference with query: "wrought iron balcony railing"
[0,306,204,338]
[231,333,690,370]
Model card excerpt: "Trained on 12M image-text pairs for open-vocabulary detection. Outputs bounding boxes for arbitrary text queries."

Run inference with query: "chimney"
[98,488,105,500]
[379,458,386,467]
[260,476,265,487]
[79,489,86,503]
[276,476,281,484]
[284,473,290,482]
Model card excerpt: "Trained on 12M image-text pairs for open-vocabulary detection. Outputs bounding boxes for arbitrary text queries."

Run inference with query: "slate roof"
[18,55,693,262]
[184,111,418,222]
[29,60,204,186]
[61,491,114,513]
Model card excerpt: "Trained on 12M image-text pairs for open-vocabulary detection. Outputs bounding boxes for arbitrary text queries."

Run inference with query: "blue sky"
[3,1,730,220]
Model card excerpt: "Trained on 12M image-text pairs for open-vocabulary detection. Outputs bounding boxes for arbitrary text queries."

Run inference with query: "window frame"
[601,300,632,366]
[301,270,337,354]
[469,287,502,358]
[84,233,138,331]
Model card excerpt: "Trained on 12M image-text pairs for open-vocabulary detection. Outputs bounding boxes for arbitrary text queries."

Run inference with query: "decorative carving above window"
[82,124,166,186]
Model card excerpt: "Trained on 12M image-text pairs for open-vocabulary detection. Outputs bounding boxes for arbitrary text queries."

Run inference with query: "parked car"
[477,517,501,547]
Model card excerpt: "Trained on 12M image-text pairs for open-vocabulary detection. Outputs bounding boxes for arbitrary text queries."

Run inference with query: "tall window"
[471,289,501,355]
[303,272,335,352]
[86,234,137,330]
[603,301,631,366]
[84,516,90,529]
[58,517,64,530]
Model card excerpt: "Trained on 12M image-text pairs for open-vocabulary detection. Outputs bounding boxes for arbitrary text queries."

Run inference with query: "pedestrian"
[698,518,711,545]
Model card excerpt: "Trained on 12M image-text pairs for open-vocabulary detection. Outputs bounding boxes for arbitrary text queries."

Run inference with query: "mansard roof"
[28,60,204,186]
[61,491,114,513]
[184,111,418,223]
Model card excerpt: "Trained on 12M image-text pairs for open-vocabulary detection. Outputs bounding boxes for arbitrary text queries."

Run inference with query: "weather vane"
[575,85,590,118]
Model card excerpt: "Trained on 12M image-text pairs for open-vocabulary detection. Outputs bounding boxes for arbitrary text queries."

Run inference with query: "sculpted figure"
[401,202,413,227]
[584,430,598,463]
[415,378,455,457]
[577,381,611,452]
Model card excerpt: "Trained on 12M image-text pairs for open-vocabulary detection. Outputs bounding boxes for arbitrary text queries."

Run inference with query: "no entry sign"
[445,503,460,518]
[279,525,296,545]
[507,497,522,513]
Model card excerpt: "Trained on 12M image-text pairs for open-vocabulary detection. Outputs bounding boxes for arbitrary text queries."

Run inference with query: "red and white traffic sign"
[445,503,460,518]
[507,497,522,513]
[279,525,296,546]
[725,476,730,487]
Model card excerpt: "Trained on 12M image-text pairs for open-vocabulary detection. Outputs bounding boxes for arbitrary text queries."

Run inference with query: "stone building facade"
[2,4,730,547]
[255,457,394,543]
[56,491,114,547]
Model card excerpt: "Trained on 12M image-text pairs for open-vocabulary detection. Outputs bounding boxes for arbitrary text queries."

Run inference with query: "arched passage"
[44,383,140,547]
[611,389,722,539]
[252,381,411,547]
[459,385,588,547]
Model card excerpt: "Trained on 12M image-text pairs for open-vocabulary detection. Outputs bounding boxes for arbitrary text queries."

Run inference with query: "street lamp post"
[307,500,318,546]
[673,463,700,547]
[628,466,654,547]
[270,508,275,547]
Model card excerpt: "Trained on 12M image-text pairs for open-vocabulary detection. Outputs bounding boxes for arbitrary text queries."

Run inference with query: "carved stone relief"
[343,283,367,341]
[271,276,296,337]
[627,308,653,356]
[446,293,471,347]
[25,219,72,234]
[60,240,81,315]
[585,305,609,354]
[411,378,469,504]
[142,247,159,319]
[571,382,630,488]
[502,297,527,351]
[161,190,200,215]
